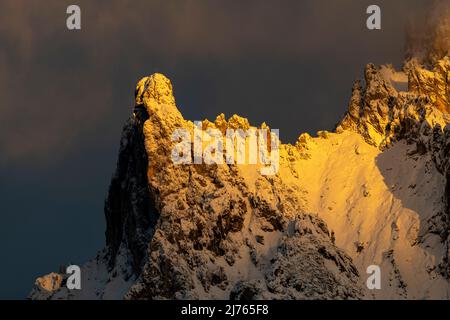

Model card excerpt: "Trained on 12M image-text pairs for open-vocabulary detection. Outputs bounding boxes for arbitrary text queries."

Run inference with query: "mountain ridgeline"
[30,53,450,299]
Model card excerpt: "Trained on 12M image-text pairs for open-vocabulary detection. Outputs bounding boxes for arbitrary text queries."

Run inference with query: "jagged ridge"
[30,56,450,300]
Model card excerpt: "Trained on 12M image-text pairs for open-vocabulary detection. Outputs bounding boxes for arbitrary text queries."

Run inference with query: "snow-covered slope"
[30,55,450,300]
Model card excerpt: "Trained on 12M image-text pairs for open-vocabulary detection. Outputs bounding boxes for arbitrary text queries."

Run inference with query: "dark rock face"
[124,195,363,300]
[104,106,159,273]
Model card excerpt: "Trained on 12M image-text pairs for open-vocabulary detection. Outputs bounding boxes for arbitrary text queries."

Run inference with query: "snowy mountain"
[29,53,449,300]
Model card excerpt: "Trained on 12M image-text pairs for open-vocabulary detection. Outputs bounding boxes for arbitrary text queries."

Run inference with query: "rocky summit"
[29,52,450,299]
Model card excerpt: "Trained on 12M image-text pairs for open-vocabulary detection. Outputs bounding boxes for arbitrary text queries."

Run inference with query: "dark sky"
[0,0,436,299]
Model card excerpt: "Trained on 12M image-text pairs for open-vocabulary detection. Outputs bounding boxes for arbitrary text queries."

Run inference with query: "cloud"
[405,0,450,63]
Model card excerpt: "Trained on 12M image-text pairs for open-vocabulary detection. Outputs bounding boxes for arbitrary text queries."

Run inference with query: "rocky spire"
[338,57,449,149]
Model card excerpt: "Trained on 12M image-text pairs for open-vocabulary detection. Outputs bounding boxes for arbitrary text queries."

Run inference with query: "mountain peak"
[337,57,449,149]
[135,73,176,107]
